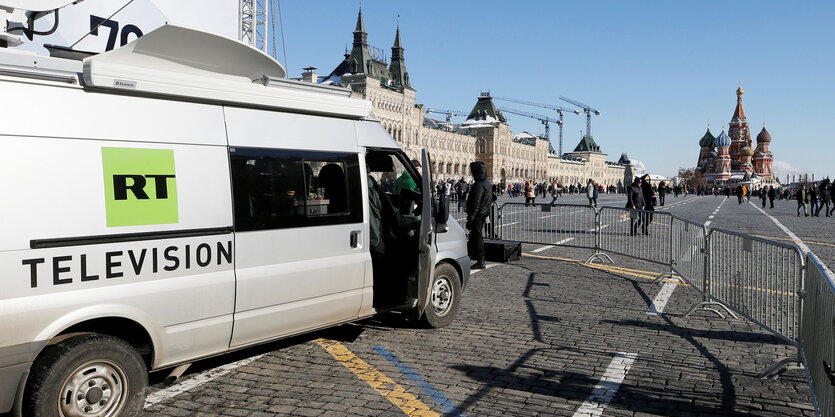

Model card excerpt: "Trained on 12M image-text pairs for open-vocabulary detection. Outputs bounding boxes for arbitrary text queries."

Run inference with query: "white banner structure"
[19,0,239,55]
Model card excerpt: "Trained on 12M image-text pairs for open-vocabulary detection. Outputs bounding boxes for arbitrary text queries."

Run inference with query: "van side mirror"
[435,194,449,233]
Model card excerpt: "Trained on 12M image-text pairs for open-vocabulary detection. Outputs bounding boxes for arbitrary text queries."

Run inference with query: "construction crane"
[494,96,579,155]
[426,108,468,122]
[498,107,563,151]
[559,96,600,138]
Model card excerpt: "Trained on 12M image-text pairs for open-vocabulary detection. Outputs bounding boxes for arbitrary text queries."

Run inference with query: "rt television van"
[0,4,471,416]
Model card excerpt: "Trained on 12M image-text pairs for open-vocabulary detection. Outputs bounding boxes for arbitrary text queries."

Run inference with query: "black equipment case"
[484,239,522,262]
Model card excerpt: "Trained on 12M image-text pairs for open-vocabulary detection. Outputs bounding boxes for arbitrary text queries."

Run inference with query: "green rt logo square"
[102,147,178,227]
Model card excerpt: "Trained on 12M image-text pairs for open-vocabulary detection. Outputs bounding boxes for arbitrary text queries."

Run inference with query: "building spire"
[389,16,410,90]
[355,8,366,33]
[349,7,371,74]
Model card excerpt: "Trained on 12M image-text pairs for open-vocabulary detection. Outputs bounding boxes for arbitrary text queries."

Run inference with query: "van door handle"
[350,231,360,248]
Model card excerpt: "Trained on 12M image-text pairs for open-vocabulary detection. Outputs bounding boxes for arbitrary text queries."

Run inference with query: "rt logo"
[102,148,178,227]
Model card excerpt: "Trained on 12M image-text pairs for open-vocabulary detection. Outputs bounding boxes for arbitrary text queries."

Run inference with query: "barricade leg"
[684,300,739,319]
[586,208,613,264]
[652,268,684,284]
[757,350,803,379]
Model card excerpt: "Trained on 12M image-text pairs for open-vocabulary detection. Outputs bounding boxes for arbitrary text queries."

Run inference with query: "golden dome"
[736,85,744,96]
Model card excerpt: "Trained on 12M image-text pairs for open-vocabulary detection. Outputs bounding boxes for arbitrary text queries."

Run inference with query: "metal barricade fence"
[496,203,597,250]
[450,205,468,228]
[670,216,708,290]
[596,207,672,266]
[706,228,805,344]
[800,253,834,417]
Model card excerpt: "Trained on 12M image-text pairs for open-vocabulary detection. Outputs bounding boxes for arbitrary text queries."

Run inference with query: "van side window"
[230,148,362,231]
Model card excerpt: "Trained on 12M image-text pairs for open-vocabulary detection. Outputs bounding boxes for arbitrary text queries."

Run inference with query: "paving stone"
[136,194,819,416]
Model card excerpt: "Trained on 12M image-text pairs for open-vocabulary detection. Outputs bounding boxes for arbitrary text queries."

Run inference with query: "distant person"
[797,184,809,217]
[549,180,561,205]
[760,187,767,208]
[592,181,600,208]
[640,174,655,235]
[735,184,744,204]
[768,185,776,209]
[466,162,493,270]
[658,180,667,206]
[524,180,535,207]
[809,185,819,216]
[586,178,595,207]
[626,176,645,236]
[455,177,469,212]
[816,181,830,217]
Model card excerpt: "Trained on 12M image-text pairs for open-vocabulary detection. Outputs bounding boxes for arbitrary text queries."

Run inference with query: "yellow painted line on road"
[315,339,439,417]
[750,234,835,249]
[522,253,686,285]
[525,253,797,296]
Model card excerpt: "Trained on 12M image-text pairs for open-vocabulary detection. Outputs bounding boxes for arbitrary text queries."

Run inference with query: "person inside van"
[366,152,421,307]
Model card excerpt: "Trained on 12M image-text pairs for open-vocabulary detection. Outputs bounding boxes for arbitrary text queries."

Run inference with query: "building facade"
[318,10,633,188]
[694,87,776,186]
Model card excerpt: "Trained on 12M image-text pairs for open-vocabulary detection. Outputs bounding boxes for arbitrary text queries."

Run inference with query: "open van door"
[410,149,437,319]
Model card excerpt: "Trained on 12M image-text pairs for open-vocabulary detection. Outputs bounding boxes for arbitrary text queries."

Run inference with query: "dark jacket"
[455,180,469,198]
[626,184,645,209]
[466,162,493,222]
[641,181,655,210]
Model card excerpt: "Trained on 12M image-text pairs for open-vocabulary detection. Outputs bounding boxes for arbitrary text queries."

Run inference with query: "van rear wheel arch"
[49,317,155,369]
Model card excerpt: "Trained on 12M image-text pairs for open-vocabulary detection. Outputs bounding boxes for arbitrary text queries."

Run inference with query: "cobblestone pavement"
[138,193,822,417]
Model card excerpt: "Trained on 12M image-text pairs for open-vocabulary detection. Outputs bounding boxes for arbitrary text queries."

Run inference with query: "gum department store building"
[313,10,634,188]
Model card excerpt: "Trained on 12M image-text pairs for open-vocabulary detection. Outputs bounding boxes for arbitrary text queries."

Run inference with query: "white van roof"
[79,25,371,119]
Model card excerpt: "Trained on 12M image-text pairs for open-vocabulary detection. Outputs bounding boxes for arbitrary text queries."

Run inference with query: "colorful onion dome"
[715,129,731,147]
[740,146,754,157]
[699,127,715,148]
[757,125,772,143]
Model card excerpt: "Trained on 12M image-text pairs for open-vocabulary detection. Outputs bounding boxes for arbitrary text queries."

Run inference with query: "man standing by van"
[467,161,493,270]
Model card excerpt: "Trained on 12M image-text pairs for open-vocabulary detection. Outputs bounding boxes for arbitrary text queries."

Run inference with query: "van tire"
[24,334,148,417]
[421,263,462,328]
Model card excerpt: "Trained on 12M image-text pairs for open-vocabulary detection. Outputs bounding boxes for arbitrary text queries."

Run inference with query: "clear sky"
[276,1,832,180]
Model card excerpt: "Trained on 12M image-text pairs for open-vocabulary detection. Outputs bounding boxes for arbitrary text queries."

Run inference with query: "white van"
[0,15,470,417]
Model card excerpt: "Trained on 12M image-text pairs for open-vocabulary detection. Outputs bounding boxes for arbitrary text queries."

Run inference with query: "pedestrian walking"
[455,177,469,212]
[768,185,776,209]
[760,187,767,208]
[797,184,809,217]
[735,184,744,204]
[658,181,667,206]
[626,176,645,236]
[466,162,493,270]
[549,181,561,205]
[592,181,599,208]
[586,178,595,207]
[809,185,819,216]
[640,174,656,235]
[817,180,830,217]
[524,180,535,207]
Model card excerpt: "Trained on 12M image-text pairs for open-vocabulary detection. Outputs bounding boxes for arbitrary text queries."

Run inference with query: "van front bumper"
[0,341,47,414]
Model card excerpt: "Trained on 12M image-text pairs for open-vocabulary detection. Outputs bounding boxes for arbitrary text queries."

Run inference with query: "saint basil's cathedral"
[694,87,776,186]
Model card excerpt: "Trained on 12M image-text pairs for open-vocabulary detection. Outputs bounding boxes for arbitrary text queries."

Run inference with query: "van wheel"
[24,334,148,417]
[421,263,462,328]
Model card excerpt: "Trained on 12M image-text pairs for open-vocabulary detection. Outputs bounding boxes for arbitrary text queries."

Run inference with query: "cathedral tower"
[728,86,751,171]
[753,124,775,180]
[714,128,732,181]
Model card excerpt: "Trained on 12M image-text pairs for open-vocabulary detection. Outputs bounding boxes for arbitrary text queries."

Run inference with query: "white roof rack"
[83,25,371,119]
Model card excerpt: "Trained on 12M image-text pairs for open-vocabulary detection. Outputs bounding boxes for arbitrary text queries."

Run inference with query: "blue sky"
[276,1,833,180]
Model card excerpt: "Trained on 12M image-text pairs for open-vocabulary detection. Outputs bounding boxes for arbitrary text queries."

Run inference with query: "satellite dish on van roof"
[84,24,286,82]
